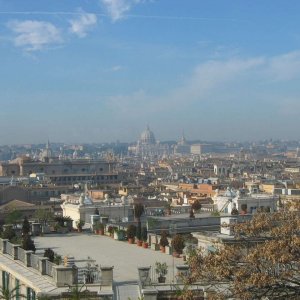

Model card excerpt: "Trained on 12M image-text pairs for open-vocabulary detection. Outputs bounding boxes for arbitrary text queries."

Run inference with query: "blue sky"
[1,0,300,144]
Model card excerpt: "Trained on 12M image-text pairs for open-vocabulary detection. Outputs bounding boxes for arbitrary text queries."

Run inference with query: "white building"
[213,188,278,214]
[128,126,169,157]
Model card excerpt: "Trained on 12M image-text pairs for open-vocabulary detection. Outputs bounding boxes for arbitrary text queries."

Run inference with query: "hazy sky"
[1,0,300,144]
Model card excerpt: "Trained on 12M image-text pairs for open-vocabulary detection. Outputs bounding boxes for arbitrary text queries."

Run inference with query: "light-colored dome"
[140,126,156,145]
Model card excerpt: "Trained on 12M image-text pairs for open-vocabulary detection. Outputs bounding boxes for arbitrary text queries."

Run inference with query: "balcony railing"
[45,260,55,277]
[17,247,26,264]
[6,242,13,256]
[30,253,40,271]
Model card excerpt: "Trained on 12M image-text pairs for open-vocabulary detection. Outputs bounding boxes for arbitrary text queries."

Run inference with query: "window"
[15,279,20,300]
[27,288,36,300]
[2,271,9,289]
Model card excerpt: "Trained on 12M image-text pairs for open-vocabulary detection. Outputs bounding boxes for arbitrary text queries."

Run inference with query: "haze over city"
[1,0,300,144]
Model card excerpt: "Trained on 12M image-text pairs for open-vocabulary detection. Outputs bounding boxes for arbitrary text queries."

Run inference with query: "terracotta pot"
[137,240,143,247]
[142,242,149,249]
[158,276,166,283]
[95,230,100,234]
[99,229,104,235]
[160,246,166,253]
[128,238,135,244]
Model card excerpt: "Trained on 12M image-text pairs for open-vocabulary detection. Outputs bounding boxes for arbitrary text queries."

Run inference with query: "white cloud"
[267,51,300,81]
[100,0,141,21]
[105,50,300,125]
[7,20,62,51]
[69,12,97,38]
[110,65,123,72]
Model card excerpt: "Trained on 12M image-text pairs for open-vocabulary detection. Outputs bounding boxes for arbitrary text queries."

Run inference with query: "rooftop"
[34,233,183,282]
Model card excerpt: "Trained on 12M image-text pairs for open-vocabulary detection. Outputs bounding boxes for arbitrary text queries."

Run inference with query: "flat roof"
[34,233,183,282]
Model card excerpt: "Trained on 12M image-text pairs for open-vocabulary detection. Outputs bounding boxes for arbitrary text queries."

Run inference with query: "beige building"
[0,238,113,299]
[0,157,120,186]
[190,144,201,155]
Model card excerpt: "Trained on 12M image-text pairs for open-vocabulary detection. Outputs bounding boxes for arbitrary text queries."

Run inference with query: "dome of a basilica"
[140,126,156,145]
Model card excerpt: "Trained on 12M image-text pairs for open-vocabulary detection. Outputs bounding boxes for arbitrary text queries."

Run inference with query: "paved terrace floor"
[34,233,183,283]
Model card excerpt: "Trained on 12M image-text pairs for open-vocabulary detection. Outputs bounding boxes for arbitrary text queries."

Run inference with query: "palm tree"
[0,285,24,300]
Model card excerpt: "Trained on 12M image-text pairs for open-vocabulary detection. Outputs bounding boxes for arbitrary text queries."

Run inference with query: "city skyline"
[1,1,300,144]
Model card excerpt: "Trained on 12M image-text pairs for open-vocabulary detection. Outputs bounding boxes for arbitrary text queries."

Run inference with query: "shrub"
[55,216,73,227]
[107,226,116,234]
[155,262,168,277]
[54,254,62,265]
[44,248,55,262]
[76,219,85,230]
[159,230,169,247]
[126,224,136,239]
[22,235,36,252]
[94,222,104,230]
[171,234,185,254]
[22,216,31,236]
[2,226,16,241]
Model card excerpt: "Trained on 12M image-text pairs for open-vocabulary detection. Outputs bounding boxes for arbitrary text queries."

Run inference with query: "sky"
[1,0,300,144]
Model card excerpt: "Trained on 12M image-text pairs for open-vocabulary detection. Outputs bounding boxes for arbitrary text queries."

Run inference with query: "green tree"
[1,226,16,241]
[22,235,36,252]
[4,210,22,225]
[22,216,30,236]
[191,200,202,211]
[44,248,55,262]
[171,234,185,255]
[34,209,54,225]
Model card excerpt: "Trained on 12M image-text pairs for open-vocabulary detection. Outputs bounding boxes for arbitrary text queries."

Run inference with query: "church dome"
[140,126,156,145]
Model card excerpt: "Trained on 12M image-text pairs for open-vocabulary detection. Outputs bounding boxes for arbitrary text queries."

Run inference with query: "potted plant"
[94,222,104,235]
[171,234,185,258]
[142,226,148,248]
[159,230,169,253]
[127,224,136,244]
[155,262,168,283]
[76,219,85,233]
[107,226,115,237]
[116,229,126,241]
